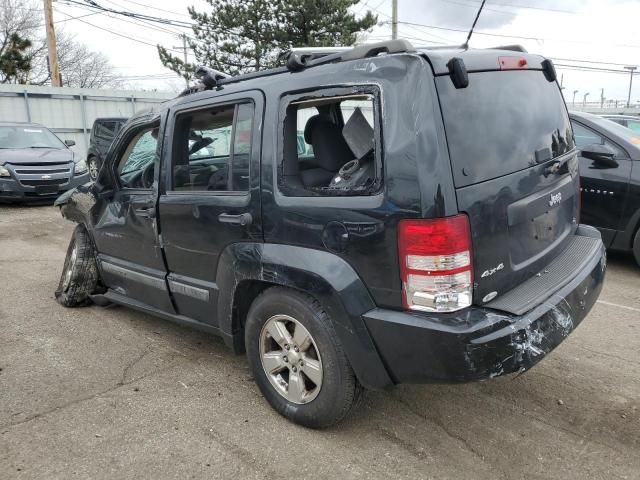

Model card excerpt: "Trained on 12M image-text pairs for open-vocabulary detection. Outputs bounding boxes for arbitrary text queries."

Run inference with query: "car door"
[572,120,632,246]
[92,114,174,312]
[158,91,263,326]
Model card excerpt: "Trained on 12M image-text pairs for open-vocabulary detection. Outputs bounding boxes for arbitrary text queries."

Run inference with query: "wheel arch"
[215,242,394,390]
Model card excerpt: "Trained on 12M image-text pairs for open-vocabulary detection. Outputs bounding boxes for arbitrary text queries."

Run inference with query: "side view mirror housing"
[64,139,76,147]
[580,143,618,168]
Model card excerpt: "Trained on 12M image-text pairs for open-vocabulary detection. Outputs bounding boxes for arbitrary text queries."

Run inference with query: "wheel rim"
[62,245,77,291]
[259,314,323,404]
[89,159,98,180]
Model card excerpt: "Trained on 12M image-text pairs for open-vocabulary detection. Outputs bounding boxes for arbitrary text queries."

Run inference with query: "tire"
[88,157,99,181]
[245,287,362,428]
[55,224,99,307]
[633,228,640,267]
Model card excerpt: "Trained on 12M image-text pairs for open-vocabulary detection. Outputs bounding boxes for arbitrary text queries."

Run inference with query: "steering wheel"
[141,162,155,188]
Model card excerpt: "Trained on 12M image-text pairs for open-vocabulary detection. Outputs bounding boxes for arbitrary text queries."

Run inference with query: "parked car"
[0,122,90,202]
[570,111,640,264]
[600,114,640,133]
[86,117,127,180]
[54,40,606,427]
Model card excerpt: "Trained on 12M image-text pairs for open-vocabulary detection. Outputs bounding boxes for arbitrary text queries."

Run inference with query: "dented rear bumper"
[362,227,606,384]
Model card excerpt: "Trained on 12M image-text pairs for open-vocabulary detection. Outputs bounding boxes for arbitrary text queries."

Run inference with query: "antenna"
[464,0,487,48]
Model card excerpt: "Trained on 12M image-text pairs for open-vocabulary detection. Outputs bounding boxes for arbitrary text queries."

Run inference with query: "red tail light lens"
[398,215,473,312]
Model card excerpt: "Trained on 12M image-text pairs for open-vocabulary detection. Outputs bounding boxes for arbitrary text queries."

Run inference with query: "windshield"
[436,70,574,187]
[0,126,66,149]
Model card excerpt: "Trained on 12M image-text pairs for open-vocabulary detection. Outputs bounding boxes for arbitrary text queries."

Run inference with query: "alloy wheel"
[259,314,323,404]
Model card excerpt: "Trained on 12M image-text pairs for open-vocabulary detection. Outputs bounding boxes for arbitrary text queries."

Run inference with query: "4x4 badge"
[481,263,504,278]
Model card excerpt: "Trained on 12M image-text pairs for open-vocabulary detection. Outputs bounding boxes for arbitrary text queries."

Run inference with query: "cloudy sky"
[50,0,640,104]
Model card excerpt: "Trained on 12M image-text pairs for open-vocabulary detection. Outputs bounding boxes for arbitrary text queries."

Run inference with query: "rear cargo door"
[436,69,579,305]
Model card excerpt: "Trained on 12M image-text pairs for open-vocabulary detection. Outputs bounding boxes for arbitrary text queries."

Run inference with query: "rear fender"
[216,243,394,390]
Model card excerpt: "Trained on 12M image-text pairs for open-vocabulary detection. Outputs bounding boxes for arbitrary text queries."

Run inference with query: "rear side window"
[436,70,575,187]
[171,102,254,192]
[280,89,381,197]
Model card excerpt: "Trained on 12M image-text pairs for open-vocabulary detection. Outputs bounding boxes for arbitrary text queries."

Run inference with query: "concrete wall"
[0,85,174,159]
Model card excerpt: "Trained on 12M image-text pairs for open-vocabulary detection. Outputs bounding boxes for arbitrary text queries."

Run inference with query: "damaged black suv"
[55,40,606,428]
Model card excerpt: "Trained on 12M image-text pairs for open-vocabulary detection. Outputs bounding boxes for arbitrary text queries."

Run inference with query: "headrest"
[303,115,353,172]
[303,115,330,144]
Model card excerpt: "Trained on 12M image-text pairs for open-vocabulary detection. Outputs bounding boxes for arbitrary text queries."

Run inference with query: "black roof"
[129,39,551,123]
[93,117,128,122]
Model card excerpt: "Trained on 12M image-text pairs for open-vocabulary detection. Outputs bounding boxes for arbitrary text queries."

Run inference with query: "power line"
[386,20,640,49]
[54,9,183,52]
[115,0,192,19]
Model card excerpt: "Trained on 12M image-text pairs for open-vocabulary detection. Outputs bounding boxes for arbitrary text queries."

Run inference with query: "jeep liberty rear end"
[55,41,606,428]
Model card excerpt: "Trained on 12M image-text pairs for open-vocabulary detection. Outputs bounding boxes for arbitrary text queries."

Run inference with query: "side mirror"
[64,139,76,147]
[580,143,618,168]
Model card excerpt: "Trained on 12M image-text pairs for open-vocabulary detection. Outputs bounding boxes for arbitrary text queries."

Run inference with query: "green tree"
[157,0,377,80]
[0,33,32,83]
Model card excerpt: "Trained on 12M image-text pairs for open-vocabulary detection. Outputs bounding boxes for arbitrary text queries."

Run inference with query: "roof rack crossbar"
[284,39,416,73]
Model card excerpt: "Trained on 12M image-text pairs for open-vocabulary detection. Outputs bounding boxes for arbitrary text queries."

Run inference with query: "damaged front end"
[54,183,99,224]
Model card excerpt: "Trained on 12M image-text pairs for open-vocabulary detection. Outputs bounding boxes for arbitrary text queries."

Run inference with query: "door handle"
[218,212,253,226]
[135,206,156,219]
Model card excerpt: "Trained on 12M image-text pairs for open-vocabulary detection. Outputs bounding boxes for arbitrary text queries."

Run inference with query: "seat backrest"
[303,115,353,172]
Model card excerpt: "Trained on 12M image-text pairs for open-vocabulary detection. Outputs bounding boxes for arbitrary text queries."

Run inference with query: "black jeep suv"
[54,41,606,427]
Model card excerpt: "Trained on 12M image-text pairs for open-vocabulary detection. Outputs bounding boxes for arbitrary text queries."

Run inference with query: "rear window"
[436,70,574,187]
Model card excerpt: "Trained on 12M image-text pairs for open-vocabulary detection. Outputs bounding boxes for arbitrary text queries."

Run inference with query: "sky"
[49,0,640,104]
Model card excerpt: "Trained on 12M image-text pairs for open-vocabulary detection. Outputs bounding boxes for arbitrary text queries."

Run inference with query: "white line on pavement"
[597,300,640,314]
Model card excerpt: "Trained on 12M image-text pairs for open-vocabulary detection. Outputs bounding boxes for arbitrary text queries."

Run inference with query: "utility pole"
[624,66,637,108]
[391,0,398,40]
[572,90,578,107]
[600,88,605,109]
[173,34,190,88]
[43,0,61,87]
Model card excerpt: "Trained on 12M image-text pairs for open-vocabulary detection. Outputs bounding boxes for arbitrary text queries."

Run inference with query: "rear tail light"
[398,215,473,312]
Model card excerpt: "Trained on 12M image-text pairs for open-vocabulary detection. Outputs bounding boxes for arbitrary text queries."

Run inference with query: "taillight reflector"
[398,215,473,312]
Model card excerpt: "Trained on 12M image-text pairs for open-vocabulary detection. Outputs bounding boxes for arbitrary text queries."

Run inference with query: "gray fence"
[0,85,174,159]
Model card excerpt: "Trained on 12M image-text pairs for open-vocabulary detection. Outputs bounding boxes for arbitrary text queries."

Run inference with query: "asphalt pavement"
[0,204,638,480]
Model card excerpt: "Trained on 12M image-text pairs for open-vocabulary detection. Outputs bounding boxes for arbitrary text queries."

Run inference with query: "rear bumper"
[363,225,606,383]
[0,174,90,202]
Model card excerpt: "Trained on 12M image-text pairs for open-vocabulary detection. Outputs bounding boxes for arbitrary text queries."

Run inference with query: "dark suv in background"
[55,41,606,428]
[86,117,127,180]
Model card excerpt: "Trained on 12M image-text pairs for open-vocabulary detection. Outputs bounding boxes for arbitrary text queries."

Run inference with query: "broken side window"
[280,91,380,197]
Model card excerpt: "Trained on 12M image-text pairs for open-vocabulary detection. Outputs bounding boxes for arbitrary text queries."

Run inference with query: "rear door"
[436,68,579,304]
[158,91,263,326]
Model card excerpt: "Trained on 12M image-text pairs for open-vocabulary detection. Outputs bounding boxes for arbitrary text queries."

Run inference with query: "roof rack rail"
[284,39,416,72]
[489,44,527,53]
[177,65,232,97]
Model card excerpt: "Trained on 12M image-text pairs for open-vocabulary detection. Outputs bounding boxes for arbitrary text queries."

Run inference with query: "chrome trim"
[167,279,210,302]
[100,261,167,290]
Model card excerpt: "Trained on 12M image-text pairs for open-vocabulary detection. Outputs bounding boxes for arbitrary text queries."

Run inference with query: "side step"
[90,290,221,336]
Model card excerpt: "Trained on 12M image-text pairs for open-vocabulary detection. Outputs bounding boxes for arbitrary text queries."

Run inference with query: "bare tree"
[1,0,121,88]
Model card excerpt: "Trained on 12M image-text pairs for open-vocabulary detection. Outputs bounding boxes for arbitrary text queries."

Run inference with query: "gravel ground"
[0,204,638,480]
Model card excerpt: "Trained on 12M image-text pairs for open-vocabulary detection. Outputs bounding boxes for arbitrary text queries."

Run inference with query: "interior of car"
[281,95,377,196]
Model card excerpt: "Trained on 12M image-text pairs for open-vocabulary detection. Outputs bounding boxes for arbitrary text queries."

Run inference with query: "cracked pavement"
[0,204,639,480]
